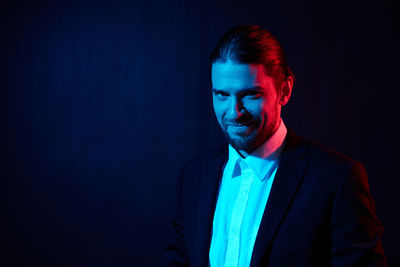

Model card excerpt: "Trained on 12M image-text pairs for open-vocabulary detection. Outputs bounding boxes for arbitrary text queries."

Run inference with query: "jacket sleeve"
[331,161,386,266]
[163,162,190,266]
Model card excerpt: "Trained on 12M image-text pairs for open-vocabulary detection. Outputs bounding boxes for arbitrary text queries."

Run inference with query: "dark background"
[1,0,398,266]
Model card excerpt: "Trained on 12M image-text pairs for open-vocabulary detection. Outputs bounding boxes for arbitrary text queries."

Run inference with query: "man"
[164,25,386,266]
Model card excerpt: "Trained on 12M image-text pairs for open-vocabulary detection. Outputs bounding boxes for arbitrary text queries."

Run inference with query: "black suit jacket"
[164,129,386,266]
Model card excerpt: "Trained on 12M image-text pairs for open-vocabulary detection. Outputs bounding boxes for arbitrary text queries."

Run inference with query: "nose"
[226,97,244,120]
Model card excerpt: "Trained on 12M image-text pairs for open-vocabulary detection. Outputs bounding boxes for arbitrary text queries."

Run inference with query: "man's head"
[210,25,294,156]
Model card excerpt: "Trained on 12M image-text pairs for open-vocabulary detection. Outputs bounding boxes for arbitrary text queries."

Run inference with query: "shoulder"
[305,140,357,168]
[285,128,368,190]
[176,144,228,190]
[305,139,368,186]
[286,129,373,218]
[287,128,361,170]
[182,144,228,172]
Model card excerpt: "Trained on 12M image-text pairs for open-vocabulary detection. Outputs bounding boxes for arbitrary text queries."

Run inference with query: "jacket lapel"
[194,146,228,267]
[250,129,309,266]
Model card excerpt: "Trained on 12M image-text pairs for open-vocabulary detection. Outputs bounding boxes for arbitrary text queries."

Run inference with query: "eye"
[213,91,229,98]
[244,91,262,99]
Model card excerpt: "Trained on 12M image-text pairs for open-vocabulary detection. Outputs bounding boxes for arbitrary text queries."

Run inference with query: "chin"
[226,132,259,152]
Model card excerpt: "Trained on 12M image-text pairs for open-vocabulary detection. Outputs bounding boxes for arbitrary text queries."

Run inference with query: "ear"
[279,76,293,106]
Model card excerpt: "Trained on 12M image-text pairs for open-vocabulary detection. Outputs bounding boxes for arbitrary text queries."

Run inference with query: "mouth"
[225,120,256,127]
[227,124,249,129]
[225,122,255,134]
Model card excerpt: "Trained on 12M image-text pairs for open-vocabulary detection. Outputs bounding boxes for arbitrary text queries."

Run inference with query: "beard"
[220,116,279,154]
[222,126,258,151]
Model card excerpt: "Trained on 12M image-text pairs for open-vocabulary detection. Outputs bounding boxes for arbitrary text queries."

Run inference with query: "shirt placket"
[224,162,255,267]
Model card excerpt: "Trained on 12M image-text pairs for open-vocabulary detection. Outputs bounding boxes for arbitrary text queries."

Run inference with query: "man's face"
[211,60,283,155]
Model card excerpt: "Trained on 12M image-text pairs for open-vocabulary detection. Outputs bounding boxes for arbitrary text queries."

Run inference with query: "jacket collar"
[193,145,228,267]
[250,128,309,266]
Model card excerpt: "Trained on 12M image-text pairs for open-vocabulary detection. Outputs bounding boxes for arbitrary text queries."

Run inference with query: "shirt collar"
[227,118,287,181]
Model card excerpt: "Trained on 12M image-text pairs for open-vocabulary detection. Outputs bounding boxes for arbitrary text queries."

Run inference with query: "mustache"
[223,117,258,126]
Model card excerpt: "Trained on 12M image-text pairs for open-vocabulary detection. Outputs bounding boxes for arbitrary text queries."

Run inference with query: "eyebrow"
[212,86,264,93]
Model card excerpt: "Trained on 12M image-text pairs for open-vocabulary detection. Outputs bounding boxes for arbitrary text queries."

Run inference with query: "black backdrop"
[2,0,398,266]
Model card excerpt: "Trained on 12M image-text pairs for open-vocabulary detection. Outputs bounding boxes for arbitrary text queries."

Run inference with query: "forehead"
[211,60,272,90]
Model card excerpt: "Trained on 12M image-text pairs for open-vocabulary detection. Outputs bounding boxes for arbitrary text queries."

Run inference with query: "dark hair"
[209,25,294,88]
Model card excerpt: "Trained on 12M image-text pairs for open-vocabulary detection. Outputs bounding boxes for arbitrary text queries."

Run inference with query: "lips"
[227,124,250,128]
[224,120,256,128]
[224,121,256,135]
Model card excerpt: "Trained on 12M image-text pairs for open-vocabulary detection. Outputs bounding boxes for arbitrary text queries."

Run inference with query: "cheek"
[244,100,263,118]
[212,100,224,121]
[259,103,279,125]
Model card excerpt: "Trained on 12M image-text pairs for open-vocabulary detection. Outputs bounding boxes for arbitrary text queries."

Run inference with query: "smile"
[227,124,248,128]
[226,123,253,133]
[225,121,255,127]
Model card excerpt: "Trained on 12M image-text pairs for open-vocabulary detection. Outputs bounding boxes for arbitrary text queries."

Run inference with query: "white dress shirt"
[209,118,287,267]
